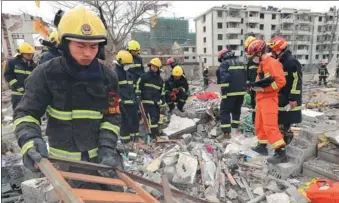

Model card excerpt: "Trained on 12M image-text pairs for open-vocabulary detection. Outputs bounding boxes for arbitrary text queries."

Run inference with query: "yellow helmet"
[49,30,60,44]
[17,42,35,54]
[127,40,141,51]
[244,36,256,49]
[115,50,133,65]
[58,7,107,44]
[172,66,183,77]
[149,58,162,68]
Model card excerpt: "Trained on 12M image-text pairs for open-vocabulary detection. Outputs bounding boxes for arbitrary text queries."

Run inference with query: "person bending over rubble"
[114,50,140,144]
[165,66,189,113]
[4,42,37,110]
[216,48,247,141]
[267,36,302,145]
[136,58,166,142]
[247,39,287,164]
[13,7,124,191]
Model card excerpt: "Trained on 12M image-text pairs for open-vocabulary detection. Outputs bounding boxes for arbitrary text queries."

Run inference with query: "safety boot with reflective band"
[251,143,268,156]
[267,146,287,164]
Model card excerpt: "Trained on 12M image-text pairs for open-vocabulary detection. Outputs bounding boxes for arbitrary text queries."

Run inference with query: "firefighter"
[166,57,179,69]
[267,36,302,145]
[244,36,259,124]
[319,61,329,86]
[39,30,62,64]
[203,66,209,89]
[127,40,145,85]
[336,62,339,79]
[136,58,166,141]
[114,50,140,144]
[216,48,247,140]
[4,42,36,110]
[165,66,189,113]
[247,39,287,164]
[13,7,123,190]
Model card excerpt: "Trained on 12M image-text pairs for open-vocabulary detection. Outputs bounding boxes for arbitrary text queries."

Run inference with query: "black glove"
[21,138,48,172]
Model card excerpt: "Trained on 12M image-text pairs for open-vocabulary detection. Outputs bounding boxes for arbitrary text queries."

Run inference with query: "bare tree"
[53,1,169,65]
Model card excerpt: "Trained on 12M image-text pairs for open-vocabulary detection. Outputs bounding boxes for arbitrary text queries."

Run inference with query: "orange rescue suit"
[255,56,286,149]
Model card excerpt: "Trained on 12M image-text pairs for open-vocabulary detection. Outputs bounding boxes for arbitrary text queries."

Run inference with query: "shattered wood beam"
[161,175,174,203]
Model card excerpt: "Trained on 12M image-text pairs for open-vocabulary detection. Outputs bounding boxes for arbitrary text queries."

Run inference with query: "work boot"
[178,107,185,112]
[216,132,231,141]
[283,130,294,145]
[251,144,268,156]
[267,146,288,164]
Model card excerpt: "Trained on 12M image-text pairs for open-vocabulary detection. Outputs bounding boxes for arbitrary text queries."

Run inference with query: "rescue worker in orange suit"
[39,30,62,64]
[13,7,123,190]
[114,50,140,144]
[136,58,166,141]
[244,36,259,124]
[4,42,37,110]
[165,66,189,113]
[318,61,329,86]
[267,36,302,145]
[247,39,287,164]
[127,40,145,86]
[216,48,247,141]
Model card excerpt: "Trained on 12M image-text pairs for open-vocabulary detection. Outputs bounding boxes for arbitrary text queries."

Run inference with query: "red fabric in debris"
[194,92,219,100]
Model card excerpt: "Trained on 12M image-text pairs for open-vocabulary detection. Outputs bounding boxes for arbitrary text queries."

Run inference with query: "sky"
[2,1,339,32]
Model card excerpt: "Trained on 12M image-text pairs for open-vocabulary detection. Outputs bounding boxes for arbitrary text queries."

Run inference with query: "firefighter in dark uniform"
[4,42,36,110]
[13,7,123,190]
[203,66,209,89]
[127,40,145,86]
[244,36,259,124]
[39,30,62,64]
[319,61,329,86]
[268,36,302,145]
[114,50,140,144]
[136,58,166,141]
[165,66,189,113]
[216,48,247,140]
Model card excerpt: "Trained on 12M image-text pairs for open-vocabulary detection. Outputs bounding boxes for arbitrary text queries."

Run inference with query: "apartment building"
[194,4,339,68]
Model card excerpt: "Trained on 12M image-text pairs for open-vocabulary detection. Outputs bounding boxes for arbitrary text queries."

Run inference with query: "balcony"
[247,28,260,33]
[225,28,241,34]
[226,16,241,23]
[247,16,260,23]
[297,30,311,35]
[227,39,241,45]
[233,50,241,56]
[281,29,293,35]
[295,41,311,45]
[281,18,294,24]
[297,19,311,24]
[296,49,309,55]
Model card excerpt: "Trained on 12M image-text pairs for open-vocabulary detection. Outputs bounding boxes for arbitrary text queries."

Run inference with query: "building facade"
[195,4,339,69]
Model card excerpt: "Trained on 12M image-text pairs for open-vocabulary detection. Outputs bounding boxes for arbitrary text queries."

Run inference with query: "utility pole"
[329,6,338,62]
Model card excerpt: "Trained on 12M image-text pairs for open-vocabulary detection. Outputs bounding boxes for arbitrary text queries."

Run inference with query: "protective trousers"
[120,103,139,143]
[204,77,209,88]
[220,96,244,133]
[166,92,187,111]
[11,95,22,110]
[250,90,256,124]
[143,103,160,139]
[255,97,285,149]
[319,76,327,86]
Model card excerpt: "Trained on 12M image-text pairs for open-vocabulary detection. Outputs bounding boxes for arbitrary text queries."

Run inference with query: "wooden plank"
[161,175,174,203]
[73,189,146,203]
[37,158,84,203]
[60,171,127,187]
[117,171,159,203]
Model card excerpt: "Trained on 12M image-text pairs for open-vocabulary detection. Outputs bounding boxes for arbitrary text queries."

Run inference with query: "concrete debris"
[210,127,217,137]
[285,186,308,203]
[163,115,197,138]
[164,166,176,182]
[324,129,339,145]
[204,186,220,202]
[21,178,59,203]
[172,152,198,185]
[264,180,282,193]
[200,150,216,186]
[266,192,290,203]
[128,152,138,160]
[253,186,264,196]
[182,134,192,145]
[226,188,238,200]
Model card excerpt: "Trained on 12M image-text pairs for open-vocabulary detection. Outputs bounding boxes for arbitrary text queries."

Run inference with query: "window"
[241,51,243,56]
[260,24,264,30]
[319,16,322,22]
[218,34,223,40]
[241,29,243,34]
[315,55,319,59]
[204,58,207,63]
[203,37,206,43]
[241,18,244,23]
[217,11,223,17]
[323,55,326,59]
[203,15,206,22]
[337,54,339,59]
[217,22,223,29]
[203,26,206,32]
[193,56,196,59]
[204,48,206,53]
[192,47,196,52]
[184,56,189,59]
[272,14,276,20]
[271,25,276,30]
[305,55,309,60]
[183,47,189,52]
[260,13,265,19]
[217,45,223,51]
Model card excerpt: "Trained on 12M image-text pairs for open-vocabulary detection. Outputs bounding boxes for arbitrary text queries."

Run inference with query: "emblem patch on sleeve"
[108,91,120,114]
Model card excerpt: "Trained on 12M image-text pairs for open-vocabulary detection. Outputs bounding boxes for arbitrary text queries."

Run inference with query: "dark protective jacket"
[319,65,329,77]
[114,62,137,105]
[278,50,302,124]
[216,56,247,99]
[39,47,62,64]
[247,59,259,83]
[128,54,145,84]
[13,57,121,160]
[136,71,165,105]
[165,75,189,97]
[4,56,36,96]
